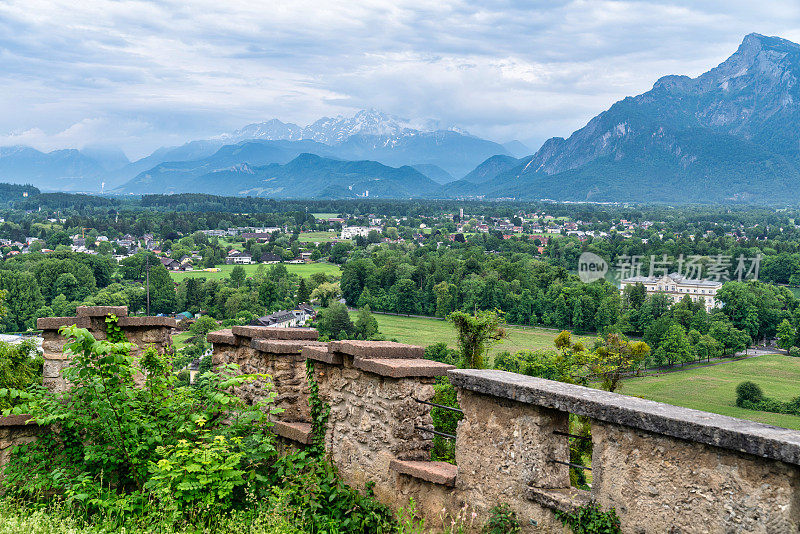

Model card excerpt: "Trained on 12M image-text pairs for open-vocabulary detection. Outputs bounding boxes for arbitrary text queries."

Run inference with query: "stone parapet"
[302,345,342,365]
[449,369,800,466]
[207,329,237,345]
[38,307,175,394]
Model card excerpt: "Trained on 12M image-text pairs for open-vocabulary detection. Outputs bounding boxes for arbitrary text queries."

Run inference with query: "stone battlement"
[207,326,800,533]
[37,306,176,393]
[7,319,800,532]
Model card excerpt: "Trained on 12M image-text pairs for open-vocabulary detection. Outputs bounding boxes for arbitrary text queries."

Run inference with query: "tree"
[258,279,279,310]
[229,265,246,288]
[590,333,650,392]
[316,302,355,340]
[190,315,219,338]
[777,319,796,351]
[448,310,506,369]
[311,282,341,307]
[433,281,455,318]
[296,278,311,305]
[354,306,379,340]
[148,264,176,315]
[653,324,694,366]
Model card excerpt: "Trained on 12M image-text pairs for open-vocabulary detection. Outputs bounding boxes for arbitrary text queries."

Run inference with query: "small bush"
[789,347,800,358]
[736,381,764,407]
[556,504,621,534]
[482,503,520,534]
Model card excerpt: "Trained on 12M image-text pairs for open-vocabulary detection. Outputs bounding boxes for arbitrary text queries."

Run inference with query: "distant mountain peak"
[217,109,470,146]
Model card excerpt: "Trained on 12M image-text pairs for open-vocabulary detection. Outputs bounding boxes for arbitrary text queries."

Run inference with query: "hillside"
[119,153,441,198]
[479,33,800,203]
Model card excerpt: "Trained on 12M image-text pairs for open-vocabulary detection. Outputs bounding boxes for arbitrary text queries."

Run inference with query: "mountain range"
[5,33,800,202]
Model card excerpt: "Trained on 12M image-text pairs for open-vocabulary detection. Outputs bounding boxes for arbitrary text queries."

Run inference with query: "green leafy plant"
[1,321,280,527]
[482,503,520,534]
[555,504,621,534]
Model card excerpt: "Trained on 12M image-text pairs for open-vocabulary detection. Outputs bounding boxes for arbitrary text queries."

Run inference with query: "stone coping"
[118,316,177,328]
[37,316,90,330]
[77,306,128,317]
[207,329,237,345]
[527,487,591,514]
[251,339,327,354]
[389,459,457,487]
[231,325,319,341]
[354,357,454,378]
[302,346,343,365]
[329,340,423,360]
[272,421,312,445]
[0,414,35,427]
[449,369,800,466]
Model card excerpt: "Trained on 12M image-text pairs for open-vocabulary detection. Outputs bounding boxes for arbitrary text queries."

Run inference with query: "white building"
[340,226,380,239]
[619,273,722,312]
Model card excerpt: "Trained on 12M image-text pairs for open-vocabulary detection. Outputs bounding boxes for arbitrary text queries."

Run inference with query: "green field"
[311,213,340,219]
[297,231,346,243]
[360,312,589,363]
[169,262,341,282]
[619,354,800,429]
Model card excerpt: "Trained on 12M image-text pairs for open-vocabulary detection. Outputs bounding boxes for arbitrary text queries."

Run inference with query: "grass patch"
[359,312,590,363]
[310,213,340,219]
[171,331,192,350]
[169,263,341,282]
[618,354,800,429]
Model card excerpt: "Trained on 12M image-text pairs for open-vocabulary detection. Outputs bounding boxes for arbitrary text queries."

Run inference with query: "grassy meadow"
[360,312,591,363]
[618,354,800,429]
[169,262,341,282]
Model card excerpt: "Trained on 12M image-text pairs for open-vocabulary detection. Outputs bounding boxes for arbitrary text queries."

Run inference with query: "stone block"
[329,340,423,360]
[251,339,327,354]
[272,421,313,445]
[449,369,800,467]
[353,357,453,378]
[76,306,128,317]
[302,345,342,365]
[117,316,177,328]
[0,414,35,427]
[390,459,457,487]
[231,325,319,341]
[37,316,89,330]
[207,329,237,345]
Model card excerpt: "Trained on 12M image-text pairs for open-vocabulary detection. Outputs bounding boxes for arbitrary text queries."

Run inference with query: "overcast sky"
[1,0,799,159]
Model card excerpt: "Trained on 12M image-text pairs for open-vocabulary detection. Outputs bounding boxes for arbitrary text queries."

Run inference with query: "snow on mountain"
[218,109,468,146]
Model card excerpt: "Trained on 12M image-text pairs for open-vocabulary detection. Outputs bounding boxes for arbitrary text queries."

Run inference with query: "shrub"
[1,320,280,526]
[555,504,621,534]
[790,347,800,358]
[482,503,520,534]
[736,381,764,407]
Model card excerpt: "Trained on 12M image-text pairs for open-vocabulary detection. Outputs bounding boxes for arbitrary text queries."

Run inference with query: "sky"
[1,0,800,160]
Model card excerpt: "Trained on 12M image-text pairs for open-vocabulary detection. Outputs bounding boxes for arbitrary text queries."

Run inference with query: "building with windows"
[619,273,722,312]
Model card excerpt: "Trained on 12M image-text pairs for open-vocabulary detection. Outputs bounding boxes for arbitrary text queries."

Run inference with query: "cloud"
[0,0,799,157]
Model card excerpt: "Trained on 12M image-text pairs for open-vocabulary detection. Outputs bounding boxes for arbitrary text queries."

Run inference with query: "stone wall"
[0,415,46,475]
[193,327,800,532]
[37,306,177,393]
[209,325,323,421]
[305,341,454,512]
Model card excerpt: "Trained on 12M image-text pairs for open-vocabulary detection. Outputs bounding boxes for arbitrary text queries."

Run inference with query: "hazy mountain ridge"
[120,152,441,199]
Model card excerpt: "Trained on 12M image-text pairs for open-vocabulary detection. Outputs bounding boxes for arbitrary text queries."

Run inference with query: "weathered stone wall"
[454,389,569,533]
[37,306,177,393]
[209,326,322,421]
[449,369,800,533]
[591,420,800,533]
[0,415,46,475]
